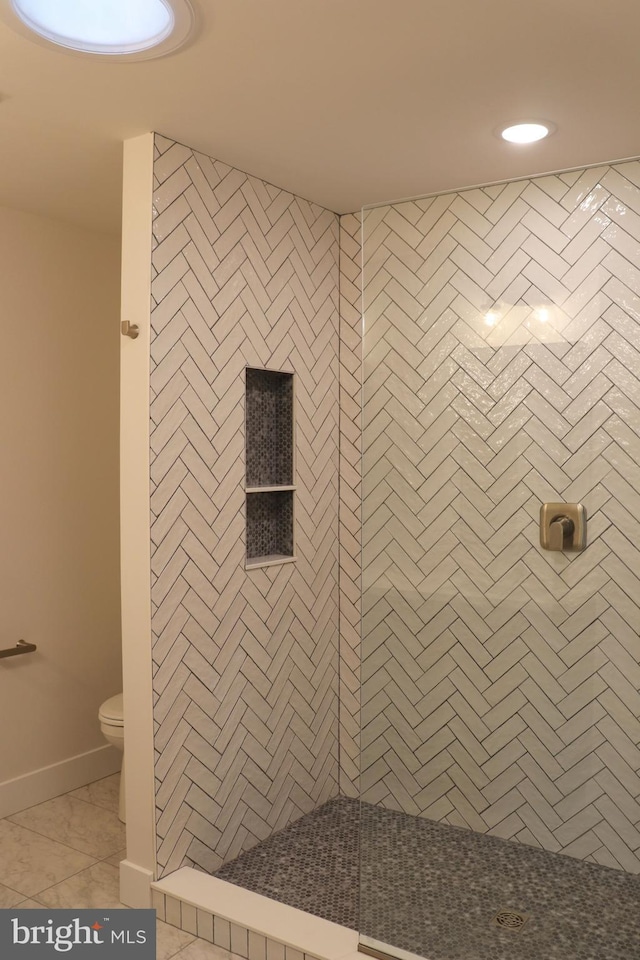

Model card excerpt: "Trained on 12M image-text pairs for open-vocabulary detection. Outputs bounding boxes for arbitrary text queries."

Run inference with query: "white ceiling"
[1,0,639,236]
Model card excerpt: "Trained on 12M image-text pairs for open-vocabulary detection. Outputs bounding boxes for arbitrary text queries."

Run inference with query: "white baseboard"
[120,860,154,908]
[0,744,122,819]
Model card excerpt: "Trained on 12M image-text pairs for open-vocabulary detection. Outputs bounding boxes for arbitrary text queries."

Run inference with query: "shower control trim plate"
[540,502,586,551]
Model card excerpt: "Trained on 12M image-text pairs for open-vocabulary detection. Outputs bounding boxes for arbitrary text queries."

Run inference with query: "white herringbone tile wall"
[361,160,640,873]
[339,213,362,798]
[150,135,340,877]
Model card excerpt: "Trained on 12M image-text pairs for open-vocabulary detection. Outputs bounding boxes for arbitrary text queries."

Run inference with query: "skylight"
[10,0,192,57]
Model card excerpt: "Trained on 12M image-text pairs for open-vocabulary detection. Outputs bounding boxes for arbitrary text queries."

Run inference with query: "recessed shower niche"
[245,367,295,568]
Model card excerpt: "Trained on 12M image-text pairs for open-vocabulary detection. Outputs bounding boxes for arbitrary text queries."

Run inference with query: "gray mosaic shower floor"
[213,797,640,960]
[215,797,360,928]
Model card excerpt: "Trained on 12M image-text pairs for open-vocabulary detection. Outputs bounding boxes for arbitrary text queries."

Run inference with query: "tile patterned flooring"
[0,775,242,960]
[215,797,359,929]
[216,797,640,960]
[7,780,638,960]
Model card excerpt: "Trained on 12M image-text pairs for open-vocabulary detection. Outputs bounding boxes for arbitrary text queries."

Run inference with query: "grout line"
[65,794,122,816]
[2,816,102,861]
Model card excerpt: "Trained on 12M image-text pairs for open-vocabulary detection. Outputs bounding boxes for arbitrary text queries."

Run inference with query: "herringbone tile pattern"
[339,213,362,798]
[149,135,340,876]
[361,161,640,872]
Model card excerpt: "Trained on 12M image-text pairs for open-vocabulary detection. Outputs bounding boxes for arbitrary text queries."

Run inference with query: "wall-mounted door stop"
[121,321,139,339]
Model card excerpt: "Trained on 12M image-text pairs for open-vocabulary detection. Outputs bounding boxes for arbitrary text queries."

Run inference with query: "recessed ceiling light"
[4,0,194,59]
[498,121,555,144]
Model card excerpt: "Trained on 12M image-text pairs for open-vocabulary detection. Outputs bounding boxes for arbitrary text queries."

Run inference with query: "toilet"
[98,692,125,823]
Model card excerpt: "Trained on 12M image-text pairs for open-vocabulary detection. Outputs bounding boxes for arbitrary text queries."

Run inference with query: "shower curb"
[152,868,361,960]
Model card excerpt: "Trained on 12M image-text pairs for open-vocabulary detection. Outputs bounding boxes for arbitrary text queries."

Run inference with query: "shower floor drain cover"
[493,910,529,931]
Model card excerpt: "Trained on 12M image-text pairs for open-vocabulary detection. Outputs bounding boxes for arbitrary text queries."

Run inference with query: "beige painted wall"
[0,206,122,798]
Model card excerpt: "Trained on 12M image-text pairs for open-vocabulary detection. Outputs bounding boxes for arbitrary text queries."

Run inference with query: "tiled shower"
[144,134,640,960]
[149,135,343,877]
[361,162,640,871]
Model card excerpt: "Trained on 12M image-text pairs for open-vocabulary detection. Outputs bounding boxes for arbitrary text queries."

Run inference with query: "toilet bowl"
[98,693,125,823]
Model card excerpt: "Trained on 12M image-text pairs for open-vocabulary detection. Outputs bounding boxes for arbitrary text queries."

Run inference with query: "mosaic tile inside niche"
[246,491,293,559]
[245,368,293,487]
[213,797,640,960]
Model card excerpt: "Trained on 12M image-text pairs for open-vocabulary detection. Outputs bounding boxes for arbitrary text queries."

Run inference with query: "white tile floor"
[0,774,242,960]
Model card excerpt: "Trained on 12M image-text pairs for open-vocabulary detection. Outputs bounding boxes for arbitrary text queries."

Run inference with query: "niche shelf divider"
[245,367,296,570]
